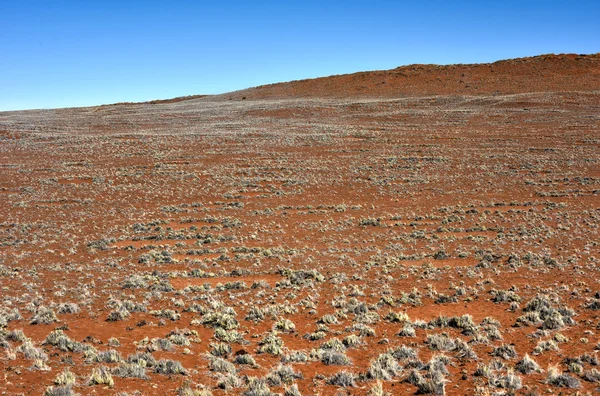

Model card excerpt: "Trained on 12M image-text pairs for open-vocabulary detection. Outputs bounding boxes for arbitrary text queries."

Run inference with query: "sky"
[0,1,598,111]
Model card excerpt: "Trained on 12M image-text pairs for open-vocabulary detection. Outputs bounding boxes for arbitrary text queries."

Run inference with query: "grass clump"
[44,386,79,396]
[545,365,581,388]
[112,362,149,379]
[155,359,188,375]
[30,306,58,325]
[88,365,114,387]
[258,333,284,355]
[327,370,356,387]
[367,352,402,380]
[266,364,303,386]
[515,354,540,374]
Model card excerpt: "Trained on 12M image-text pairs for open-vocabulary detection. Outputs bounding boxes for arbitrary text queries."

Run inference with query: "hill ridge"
[218,53,600,100]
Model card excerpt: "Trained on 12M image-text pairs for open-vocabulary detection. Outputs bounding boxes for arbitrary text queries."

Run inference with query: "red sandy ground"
[0,53,599,395]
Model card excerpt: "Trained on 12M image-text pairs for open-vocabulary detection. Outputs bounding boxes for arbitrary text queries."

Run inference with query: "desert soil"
[1,54,600,395]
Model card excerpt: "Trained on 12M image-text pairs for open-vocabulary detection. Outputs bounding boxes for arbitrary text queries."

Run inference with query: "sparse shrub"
[0,308,22,328]
[448,314,477,334]
[319,314,338,324]
[155,359,188,375]
[258,333,284,355]
[274,318,296,332]
[217,373,242,390]
[391,345,417,361]
[122,274,148,289]
[83,347,99,364]
[96,349,122,363]
[282,350,309,363]
[246,307,265,322]
[320,337,345,352]
[492,370,522,390]
[122,300,147,313]
[30,306,58,325]
[455,339,477,360]
[112,362,149,379]
[56,303,80,314]
[428,315,450,328]
[209,356,236,373]
[404,369,425,386]
[545,365,580,388]
[433,250,449,260]
[127,352,157,368]
[210,342,232,357]
[266,364,303,386]
[284,384,302,396]
[425,333,456,352]
[554,333,569,343]
[139,249,174,264]
[244,377,276,396]
[491,289,521,304]
[515,311,541,327]
[419,371,447,395]
[31,357,51,371]
[234,352,257,366]
[405,363,447,395]
[44,330,84,352]
[201,311,238,329]
[368,380,391,396]
[251,280,271,289]
[18,341,48,361]
[106,307,130,322]
[178,383,213,396]
[491,344,517,360]
[88,366,114,387]
[385,311,410,323]
[168,333,191,346]
[354,311,380,324]
[327,370,356,387]
[425,354,450,375]
[150,308,180,321]
[55,368,76,386]
[583,368,600,382]
[7,329,27,342]
[186,303,207,314]
[515,354,540,374]
[143,337,174,352]
[543,310,566,330]
[586,299,600,310]
[44,386,78,396]
[279,268,325,285]
[343,334,361,347]
[397,324,416,337]
[435,294,458,304]
[567,361,584,374]
[214,327,244,343]
[352,323,376,337]
[519,295,575,330]
[321,350,351,365]
[359,217,382,227]
[305,330,326,341]
[367,352,402,380]
[533,339,559,355]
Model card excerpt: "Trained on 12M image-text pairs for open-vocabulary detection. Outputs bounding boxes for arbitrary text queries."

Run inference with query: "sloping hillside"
[219,53,600,100]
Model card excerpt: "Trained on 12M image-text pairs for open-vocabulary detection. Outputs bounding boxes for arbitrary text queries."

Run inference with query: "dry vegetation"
[1,54,600,395]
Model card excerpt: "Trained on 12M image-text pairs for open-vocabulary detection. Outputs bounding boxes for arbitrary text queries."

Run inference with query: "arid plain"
[1,54,600,395]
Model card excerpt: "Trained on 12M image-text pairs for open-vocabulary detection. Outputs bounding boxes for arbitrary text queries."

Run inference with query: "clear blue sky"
[1,1,598,111]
